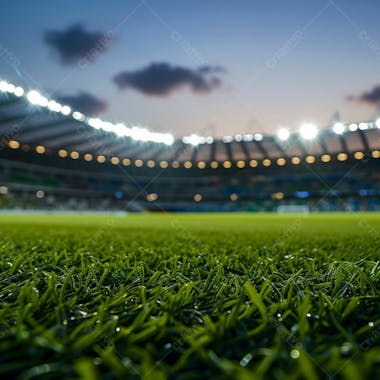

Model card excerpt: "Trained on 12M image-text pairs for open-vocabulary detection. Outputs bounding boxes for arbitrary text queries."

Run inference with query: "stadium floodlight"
[101,121,114,132]
[113,123,130,137]
[332,122,345,135]
[0,81,8,91]
[72,111,85,121]
[299,123,318,140]
[161,133,174,145]
[182,134,205,146]
[349,123,358,132]
[47,100,62,112]
[254,133,263,141]
[127,126,174,145]
[3,78,173,145]
[5,83,15,93]
[61,105,71,116]
[88,117,103,129]
[14,86,24,97]
[130,126,149,142]
[206,136,214,144]
[222,136,233,143]
[359,122,369,130]
[27,90,48,107]
[235,134,243,142]
[277,128,290,141]
[0,80,23,95]
[376,118,380,129]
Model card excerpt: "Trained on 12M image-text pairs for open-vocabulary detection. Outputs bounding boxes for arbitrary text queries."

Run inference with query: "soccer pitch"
[0,213,379,379]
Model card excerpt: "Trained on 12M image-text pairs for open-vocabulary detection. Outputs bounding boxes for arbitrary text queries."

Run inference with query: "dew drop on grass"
[290,349,300,359]
[115,327,120,332]
[340,342,353,355]
[277,313,282,318]
[164,343,172,349]
[368,322,374,327]
[306,313,311,318]
[240,353,253,367]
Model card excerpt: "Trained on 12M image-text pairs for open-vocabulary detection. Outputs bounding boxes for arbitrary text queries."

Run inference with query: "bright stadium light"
[61,105,71,116]
[72,111,85,121]
[113,123,130,137]
[359,122,369,130]
[243,134,253,141]
[14,86,24,97]
[0,81,8,91]
[47,100,62,112]
[254,133,263,141]
[223,136,233,143]
[349,123,358,132]
[182,134,205,146]
[0,81,23,95]
[101,121,114,132]
[277,128,290,141]
[299,123,318,140]
[376,118,380,129]
[332,122,345,135]
[88,117,103,129]
[235,134,243,142]
[131,127,150,141]
[162,133,174,145]
[27,90,48,107]
[2,78,173,145]
[5,83,15,93]
[206,136,214,144]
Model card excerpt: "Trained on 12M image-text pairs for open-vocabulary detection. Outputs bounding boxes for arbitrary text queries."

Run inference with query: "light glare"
[299,123,318,140]
[277,128,290,141]
[332,122,345,135]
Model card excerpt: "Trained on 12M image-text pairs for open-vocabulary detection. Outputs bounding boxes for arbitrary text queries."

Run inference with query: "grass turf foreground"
[0,213,379,380]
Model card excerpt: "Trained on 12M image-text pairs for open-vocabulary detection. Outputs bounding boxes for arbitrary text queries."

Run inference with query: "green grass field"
[0,213,379,379]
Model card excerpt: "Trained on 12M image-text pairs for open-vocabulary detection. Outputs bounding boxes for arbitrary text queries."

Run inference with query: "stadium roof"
[1,79,380,166]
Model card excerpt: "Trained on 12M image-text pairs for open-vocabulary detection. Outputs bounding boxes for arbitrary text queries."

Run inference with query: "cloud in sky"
[44,24,111,65]
[113,62,225,96]
[56,92,107,115]
[348,85,380,106]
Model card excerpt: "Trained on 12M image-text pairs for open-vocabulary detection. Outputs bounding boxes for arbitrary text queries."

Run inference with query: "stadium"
[1,82,380,213]
[1,2,380,380]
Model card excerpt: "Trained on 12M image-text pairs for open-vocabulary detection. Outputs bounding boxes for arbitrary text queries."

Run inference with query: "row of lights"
[2,79,380,148]
[8,140,380,168]
[0,186,45,199]
[146,192,239,203]
[1,185,238,204]
[0,79,174,145]
[182,120,380,147]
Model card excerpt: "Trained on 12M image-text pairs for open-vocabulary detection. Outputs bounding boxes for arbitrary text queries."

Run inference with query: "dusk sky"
[1,0,380,138]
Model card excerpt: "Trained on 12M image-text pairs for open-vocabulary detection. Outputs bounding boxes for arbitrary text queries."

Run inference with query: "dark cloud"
[348,85,380,106]
[44,24,111,65]
[113,62,225,96]
[56,92,107,115]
